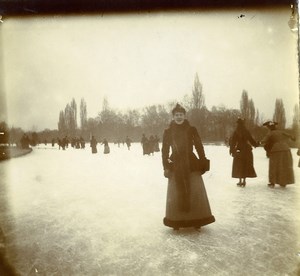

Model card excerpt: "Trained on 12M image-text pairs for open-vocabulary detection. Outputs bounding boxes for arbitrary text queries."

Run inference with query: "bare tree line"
[0,73,298,145]
[54,73,295,143]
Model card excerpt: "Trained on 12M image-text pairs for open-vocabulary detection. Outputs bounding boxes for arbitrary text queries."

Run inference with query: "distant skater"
[148,135,155,155]
[154,135,160,152]
[80,137,85,149]
[229,118,258,187]
[262,121,295,188]
[102,138,110,154]
[141,134,149,155]
[162,103,215,230]
[125,136,132,150]
[90,136,97,154]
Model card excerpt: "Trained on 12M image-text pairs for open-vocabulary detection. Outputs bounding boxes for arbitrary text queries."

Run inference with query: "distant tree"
[273,98,286,129]
[240,90,256,129]
[64,104,72,135]
[255,108,260,126]
[70,98,78,129]
[87,118,98,138]
[98,97,121,140]
[63,100,77,137]
[240,90,249,120]
[80,98,88,131]
[248,99,255,128]
[192,73,205,109]
[58,110,66,135]
[124,109,140,128]
[31,132,39,146]
[186,73,207,137]
[182,94,192,110]
[141,104,170,135]
[8,126,23,145]
[102,96,109,112]
[208,106,241,141]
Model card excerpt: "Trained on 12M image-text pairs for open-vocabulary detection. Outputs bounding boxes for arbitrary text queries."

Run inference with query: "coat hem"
[163,216,215,228]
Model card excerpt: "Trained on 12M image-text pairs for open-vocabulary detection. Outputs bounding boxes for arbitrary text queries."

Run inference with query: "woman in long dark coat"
[262,121,295,188]
[90,136,97,154]
[162,103,215,230]
[141,134,150,155]
[229,118,258,187]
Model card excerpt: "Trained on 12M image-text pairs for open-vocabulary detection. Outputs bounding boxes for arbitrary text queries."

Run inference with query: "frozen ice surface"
[0,144,299,275]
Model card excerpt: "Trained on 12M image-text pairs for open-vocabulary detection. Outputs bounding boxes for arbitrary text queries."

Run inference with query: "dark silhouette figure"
[229,118,258,187]
[148,135,155,155]
[80,137,85,149]
[90,136,97,154]
[262,121,295,188]
[141,134,150,155]
[154,135,160,152]
[125,136,132,150]
[162,103,215,230]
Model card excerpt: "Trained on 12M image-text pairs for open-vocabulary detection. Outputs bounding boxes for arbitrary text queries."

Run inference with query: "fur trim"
[163,216,215,228]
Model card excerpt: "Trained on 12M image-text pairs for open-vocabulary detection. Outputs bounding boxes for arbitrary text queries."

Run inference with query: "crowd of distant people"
[141,134,160,155]
[21,134,162,157]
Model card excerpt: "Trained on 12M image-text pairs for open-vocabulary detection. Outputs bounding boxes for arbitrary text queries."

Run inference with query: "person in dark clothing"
[57,137,61,150]
[148,135,155,155]
[162,103,215,230]
[141,134,149,155]
[62,136,68,150]
[125,136,132,150]
[90,136,97,154]
[80,137,85,149]
[229,118,258,187]
[262,121,295,188]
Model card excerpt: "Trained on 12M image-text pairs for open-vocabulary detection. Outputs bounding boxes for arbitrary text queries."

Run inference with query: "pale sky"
[0,7,299,131]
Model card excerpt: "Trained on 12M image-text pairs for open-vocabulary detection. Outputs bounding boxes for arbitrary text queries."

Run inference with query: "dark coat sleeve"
[161,129,171,170]
[246,130,258,147]
[229,132,237,155]
[191,127,206,160]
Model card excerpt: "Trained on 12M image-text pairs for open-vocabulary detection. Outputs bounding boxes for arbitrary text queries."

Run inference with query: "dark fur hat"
[263,121,278,127]
[172,103,186,115]
[263,121,278,130]
[236,118,245,125]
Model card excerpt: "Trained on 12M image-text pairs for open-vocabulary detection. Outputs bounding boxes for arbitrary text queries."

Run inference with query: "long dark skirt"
[269,150,294,185]
[91,146,97,154]
[232,150,256,178]
[163,172,215,229]
[104,145,110,154]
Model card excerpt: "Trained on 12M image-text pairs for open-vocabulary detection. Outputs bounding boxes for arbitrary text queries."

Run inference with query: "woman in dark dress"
[262,121,295,188]
[141,134,150,155]
[162,103,215,230]
[90,136,97,154]
[229,118,258,187]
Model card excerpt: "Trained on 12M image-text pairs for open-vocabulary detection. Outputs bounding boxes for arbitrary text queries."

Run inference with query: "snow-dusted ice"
[0,143,299,275]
